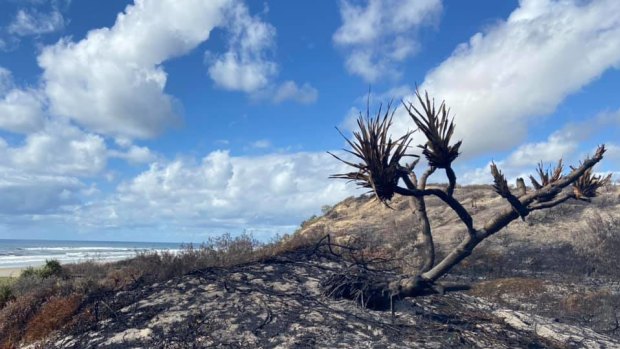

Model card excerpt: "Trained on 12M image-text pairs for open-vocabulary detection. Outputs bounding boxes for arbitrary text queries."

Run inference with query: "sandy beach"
[0,268,23,278]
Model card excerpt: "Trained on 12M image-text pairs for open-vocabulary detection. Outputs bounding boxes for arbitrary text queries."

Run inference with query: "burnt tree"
[328,90,611,308]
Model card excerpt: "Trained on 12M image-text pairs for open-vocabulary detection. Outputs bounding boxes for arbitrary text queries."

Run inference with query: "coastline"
[0,268,23,278]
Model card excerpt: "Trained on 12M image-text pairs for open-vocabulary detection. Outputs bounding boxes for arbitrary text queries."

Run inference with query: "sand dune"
[0,268,22,278]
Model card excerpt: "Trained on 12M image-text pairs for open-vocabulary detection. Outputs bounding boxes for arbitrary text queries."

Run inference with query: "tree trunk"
[409,196,434,273]
[516,177,526,196]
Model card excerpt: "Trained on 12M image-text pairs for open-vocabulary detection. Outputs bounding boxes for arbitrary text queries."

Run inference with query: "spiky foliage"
[490,163,528,219]
[529,160,563,189]
[403,90,461,168]
[490,162,510,197]
[329,103,414,203]
[572,166,612,199]
[528,159,564,202]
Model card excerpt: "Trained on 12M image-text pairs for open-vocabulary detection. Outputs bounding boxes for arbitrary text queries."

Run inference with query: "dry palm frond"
[490,162,510,197]
[571,166,611,199]
[491,162,528,219]
[329,102,415,203]
[403,90,461,168]
[529,160,563,190]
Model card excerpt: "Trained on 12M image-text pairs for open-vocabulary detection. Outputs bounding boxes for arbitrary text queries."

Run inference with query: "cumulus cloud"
[333,0,442,81]
[205,3,319,103]
[395,0,620,158]
[0,68,45,134]
[8,8,65,36]
[74,150,360,235]
[207,2,277,92]
[0,120,120,218]
[3,122,107,177]
[109,145,156,165]
[505,133,578,168]
[607,144,620,164]
[0,168,84,215]
[38,0,232,139]
[0,0,325,236]
[0,91,45,134]
[458,110,620,184]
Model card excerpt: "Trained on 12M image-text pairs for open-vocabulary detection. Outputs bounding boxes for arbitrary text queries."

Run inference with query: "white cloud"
[333,0,442,82]
[272,81,318,104]
[75,150,359,234]
[0,68,11,94]
[38,0,233,139]
[505,133,578,168]
[0,87,46,134]
[250,139,271,149]
[109,144,156,165]
[8,8,65,36]
[0,68,45,135]
[458,111,620,185]
[0,168,84,215]
[4,122,107,177]
[0,120,108,217]
[607,144,620,164]
[398,0,620,158]
[207,2,277,92]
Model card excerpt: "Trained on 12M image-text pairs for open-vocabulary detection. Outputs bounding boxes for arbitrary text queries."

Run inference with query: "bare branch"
[395,183,476,236]
[522,146,606,206]
[445,166,457,197]
[528,193,574,211]
[485,145,607,238]
[419,166,436,190]
[329,89,609,303]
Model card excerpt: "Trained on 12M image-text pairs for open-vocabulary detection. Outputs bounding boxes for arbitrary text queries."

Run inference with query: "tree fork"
[329,89,610,309]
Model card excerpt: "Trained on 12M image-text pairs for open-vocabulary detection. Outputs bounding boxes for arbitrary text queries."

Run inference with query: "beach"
[0,268,22,278]
[0,239,182,271]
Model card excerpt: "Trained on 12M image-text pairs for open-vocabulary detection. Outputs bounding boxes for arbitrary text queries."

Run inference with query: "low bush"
[574,213,620,277]
[23,294,82,343]
[560,290,620,335]
[0,284,13,309]
[470,277,547,301]
[0,232,310,347]
[0,293,45,348]
[19,259,64,280]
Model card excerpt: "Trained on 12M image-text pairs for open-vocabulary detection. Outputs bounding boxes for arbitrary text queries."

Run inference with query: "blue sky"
[0,0,619,243]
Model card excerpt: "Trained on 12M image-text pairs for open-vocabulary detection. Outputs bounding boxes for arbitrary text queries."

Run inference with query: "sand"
[0,268,23,278]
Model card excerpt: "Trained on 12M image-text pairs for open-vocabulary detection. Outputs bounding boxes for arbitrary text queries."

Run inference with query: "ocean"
[0,239,183,269]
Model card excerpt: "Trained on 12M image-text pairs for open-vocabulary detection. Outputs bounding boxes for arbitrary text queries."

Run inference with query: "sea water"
[0,239,183,269]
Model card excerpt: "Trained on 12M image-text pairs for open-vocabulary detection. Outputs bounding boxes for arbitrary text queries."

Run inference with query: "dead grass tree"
[329,89,611,308]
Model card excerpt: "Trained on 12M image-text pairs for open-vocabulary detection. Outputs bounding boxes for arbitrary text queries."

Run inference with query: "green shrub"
[20,267,38,278]
[40,259,63,278]
[0,284,14,308]
[19,259,63,280]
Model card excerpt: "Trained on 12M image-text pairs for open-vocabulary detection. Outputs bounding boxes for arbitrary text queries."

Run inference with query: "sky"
[0,0,619,243]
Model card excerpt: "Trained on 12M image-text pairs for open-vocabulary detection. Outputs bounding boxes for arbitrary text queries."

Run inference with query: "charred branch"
[329,88,609,307]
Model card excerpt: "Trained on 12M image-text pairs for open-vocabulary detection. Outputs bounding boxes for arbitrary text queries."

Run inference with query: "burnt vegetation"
[328,89,611,309]
[0,233,318,348]
[0,90,617,348]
